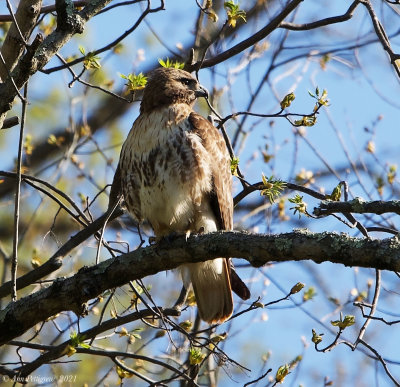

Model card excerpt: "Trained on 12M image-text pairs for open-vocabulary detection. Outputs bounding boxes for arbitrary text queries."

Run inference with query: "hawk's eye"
[180,78,192,86]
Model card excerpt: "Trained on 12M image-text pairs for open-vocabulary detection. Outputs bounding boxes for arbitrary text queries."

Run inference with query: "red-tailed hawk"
[116,67,249,323]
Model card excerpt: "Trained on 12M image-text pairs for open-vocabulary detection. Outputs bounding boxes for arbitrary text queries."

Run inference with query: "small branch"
[54,53,132,102]
[11,84,28,301]
[313,198,400,216]
[234,181,326,206]
[357,270,380,345]
[279,0,360,31]
[0,51,27,103]
[113,357,160,385]
[186,0,304,71]
[243,369,272,387]
[0,170,92,225]
[360,0,400,79]
[356,340,400,386]
[77,348,197,385]
[354,302,400,325]
[5,0,28,46]
[0,206,123,299]
[11,307,180,378]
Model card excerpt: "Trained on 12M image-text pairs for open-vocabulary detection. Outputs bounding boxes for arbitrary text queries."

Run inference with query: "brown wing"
[189,112,250,301]
[108,162,122,212]
[188,112,233,231]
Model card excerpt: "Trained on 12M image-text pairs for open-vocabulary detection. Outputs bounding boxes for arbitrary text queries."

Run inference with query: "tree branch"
[313,198,400,217]
[0,229,399,346]
[0,0,42,81]
[9,307,180,378]
[0,1,89,22]
[0,206,123,298]
[0,0,114,120]
[186,0,304,72]
[279,0,360,31]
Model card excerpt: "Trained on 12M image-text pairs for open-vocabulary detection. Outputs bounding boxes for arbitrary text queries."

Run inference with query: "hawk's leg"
[173,285,189,311]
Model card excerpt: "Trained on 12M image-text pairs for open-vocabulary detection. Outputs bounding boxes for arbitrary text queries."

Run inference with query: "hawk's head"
[140,67,208,113]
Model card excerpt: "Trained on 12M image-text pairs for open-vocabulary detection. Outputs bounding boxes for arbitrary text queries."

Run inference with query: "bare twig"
[243,368,272,387]
[11,83,28,301]
[5,0,28,46]
[360,0,400,79]
[113,357,161,385]
[280,0,360,31]
[357,269,380,341]
[186,0,303,71]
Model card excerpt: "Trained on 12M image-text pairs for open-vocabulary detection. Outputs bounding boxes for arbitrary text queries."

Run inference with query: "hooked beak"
[194,85,208,99]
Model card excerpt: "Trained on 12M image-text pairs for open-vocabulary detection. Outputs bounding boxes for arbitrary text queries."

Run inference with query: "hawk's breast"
[120,106,213,235]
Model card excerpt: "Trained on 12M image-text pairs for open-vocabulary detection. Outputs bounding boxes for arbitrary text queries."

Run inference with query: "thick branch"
[0,1,88,22]
[0,229,399,346]
[0,0,113,118]
[0,0,43,81]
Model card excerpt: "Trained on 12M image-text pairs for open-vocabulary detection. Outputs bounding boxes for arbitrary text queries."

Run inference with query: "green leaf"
[288,194,307,218]
[308,86,329,111]
[294,115,317,127]
[224,1,246,27]
[302,286,316,301]
[260,173,286,203]
[275,364,290,383]
[158,58,184,69]
[280,92,295,109]
[230,156,240,176]
[79,47,101,70]
[331,314,355,330]
[189,347,205,365]
[179,320,193,332]
[120,72,147,91]
[311,329,323,344]
[290,282,305,295]
[211,332,227,343]
[325,182,343,201]
[69,331,90,349]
